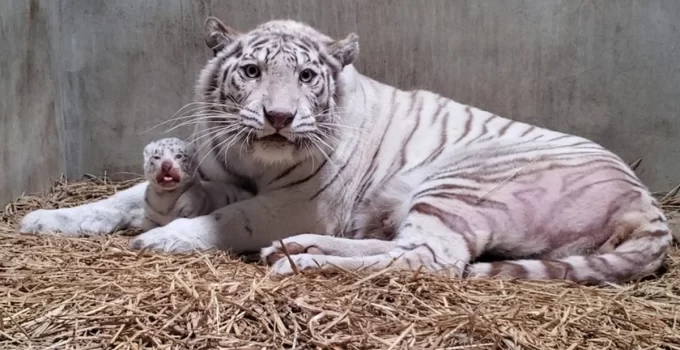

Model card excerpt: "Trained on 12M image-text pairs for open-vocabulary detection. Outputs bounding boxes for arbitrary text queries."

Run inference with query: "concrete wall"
[2,0,680,205]
[1,0,63,205]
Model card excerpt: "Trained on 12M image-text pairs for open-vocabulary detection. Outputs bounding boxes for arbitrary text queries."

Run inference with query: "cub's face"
[143,138,197,190]
[196,18,359,165]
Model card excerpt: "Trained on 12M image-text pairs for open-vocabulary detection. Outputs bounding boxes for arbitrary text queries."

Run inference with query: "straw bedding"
[1,176,679,350]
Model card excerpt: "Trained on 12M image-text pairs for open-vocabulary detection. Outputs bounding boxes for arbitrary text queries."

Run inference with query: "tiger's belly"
[449,164,645,260]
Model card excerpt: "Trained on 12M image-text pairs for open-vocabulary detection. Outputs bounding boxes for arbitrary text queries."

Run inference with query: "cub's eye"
[242,64,261,79]
[299,69,317,83]
[152,156,161,160]
[175,154,183,159]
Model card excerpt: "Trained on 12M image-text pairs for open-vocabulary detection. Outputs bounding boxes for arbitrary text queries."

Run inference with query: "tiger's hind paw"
[260,234,327,265]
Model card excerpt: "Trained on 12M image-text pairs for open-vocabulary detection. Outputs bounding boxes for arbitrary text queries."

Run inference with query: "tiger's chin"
[250,138,322,166]
[251,142,297,165]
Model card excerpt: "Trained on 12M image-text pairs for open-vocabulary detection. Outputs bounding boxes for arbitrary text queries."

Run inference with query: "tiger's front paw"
[128,217,217,253]
[260,234,327,265]
[18,207,128,236]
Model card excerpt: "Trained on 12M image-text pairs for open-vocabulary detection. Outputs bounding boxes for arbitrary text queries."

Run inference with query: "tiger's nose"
[264,108,295,130]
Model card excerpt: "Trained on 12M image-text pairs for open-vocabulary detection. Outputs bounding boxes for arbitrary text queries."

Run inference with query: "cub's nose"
[160,160,173,172]
[264,108,295,130]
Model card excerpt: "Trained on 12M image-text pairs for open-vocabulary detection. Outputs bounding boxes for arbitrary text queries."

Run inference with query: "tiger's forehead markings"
[248,36,273,48]
[249,30,322,51]
[242,34,318,66]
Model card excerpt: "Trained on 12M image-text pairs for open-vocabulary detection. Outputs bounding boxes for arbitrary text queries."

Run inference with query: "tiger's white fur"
[18,17,674,285]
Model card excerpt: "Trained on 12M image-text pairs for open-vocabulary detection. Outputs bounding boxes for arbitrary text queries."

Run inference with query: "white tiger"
[18,17,674,285]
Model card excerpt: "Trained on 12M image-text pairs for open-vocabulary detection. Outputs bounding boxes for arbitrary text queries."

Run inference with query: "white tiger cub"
[18,17,674,285]
[140,137,253,232]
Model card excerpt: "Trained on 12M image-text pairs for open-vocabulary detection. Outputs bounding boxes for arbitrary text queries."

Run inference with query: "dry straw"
[1,176,679,349]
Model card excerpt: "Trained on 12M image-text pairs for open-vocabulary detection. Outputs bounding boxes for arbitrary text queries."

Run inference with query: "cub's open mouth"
[155,171,181,188]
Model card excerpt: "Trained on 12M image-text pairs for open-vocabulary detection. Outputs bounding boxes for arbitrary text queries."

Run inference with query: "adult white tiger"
[18,17,674,285]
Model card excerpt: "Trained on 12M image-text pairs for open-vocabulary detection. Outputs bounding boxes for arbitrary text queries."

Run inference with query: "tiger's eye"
[242,64,261,79]
[299,69,317,83]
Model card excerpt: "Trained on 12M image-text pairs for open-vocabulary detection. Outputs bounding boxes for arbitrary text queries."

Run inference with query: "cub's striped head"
[143,137,198,190]
[195,17,359,165]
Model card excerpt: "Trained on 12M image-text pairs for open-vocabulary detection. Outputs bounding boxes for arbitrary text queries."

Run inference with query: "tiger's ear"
[328,33,359,67]
[184,142,197,157]
[204,16,240,56]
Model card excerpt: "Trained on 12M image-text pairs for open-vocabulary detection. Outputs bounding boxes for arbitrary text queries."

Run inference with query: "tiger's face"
[196,17,359,165]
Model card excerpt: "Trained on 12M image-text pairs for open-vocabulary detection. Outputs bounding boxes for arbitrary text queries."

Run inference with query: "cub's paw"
[18,207,125,236]
[260,234,327,265]
[270,253,329,275]
[128,218,215,253]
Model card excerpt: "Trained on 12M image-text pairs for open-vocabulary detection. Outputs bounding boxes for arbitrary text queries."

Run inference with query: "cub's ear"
[328,33,359,67]
[204,16,240,56]
[142,142,154,159]
[143,141,156,155]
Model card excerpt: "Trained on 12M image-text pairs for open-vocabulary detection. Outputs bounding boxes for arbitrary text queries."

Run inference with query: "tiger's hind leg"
[266,199,487,276]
